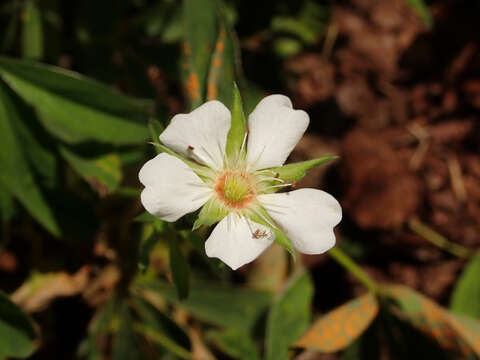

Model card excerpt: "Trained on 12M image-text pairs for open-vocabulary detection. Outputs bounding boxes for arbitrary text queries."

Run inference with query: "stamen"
[239,132,248,158]
[257,176,285,184]
[263,183,292,191]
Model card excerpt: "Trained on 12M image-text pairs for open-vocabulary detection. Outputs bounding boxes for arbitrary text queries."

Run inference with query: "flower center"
[215,171,255,209]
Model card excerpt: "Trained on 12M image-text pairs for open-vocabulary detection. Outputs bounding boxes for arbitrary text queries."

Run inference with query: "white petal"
[205,213,274,270]
[159,100,231,170]
[246,95,309,170]
[258,189,342,254]
[139,153,213,222]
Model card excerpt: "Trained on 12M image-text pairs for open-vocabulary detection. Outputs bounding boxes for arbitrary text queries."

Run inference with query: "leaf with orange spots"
[384,284,480,357]
[183,0,217,109]
[206,4,242,109]
[294,293,378,353]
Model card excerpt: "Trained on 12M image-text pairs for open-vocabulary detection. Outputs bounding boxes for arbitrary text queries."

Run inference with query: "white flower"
[139,95,342,270]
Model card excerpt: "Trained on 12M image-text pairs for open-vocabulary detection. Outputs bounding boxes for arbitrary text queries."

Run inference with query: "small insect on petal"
[188,145,195,151]
[252,229,269,239]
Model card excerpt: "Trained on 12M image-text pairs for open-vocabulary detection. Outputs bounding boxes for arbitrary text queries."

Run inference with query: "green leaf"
[450,255,480,319]
[295,293,379,352]
[0,183,15,224]
[271,17,317,44]
[131,296,191,357]
[265,270,314,360]
[225,83,246,160]
[112,303,146,360]
[206,6,241,109]
[183,0,217,108]
[0,80,60,236]
[193,197,228,230]
[208,329,260,360]
[22,0,43,60]
[1,4,20,53]
[0,56,150,145]
[266,156,338,192]
[168,236,190,300]
[11,96,58,189]
[138,279,272,332]
[137,225,159,273]
[404,0,433,28]
[0,291,37,359]
[133,325,191,360]
[59,146,122,195]
[77,295,116,360]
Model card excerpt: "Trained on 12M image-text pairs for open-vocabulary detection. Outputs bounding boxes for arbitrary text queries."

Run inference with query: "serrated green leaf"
[60,147,122,195]
[0,291,37,359]
[0,80,59,236]
[265,270,314,360]
[193,197,228,230]
[225,83,246,160]
[0,56,150,145]
[266,156,338,193]
[22,0,43,60]
[168,236,190,300]
[183,0,217,109]
[450,255,480,319]
[208,329,260,360]
[295,293,379,352]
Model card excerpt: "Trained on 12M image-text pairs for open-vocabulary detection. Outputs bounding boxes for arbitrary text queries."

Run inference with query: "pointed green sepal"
[225,83,247,161]
[265,156,338,193]
[193,197,228,230]
[247,206,295,259]
[148,118,165,154]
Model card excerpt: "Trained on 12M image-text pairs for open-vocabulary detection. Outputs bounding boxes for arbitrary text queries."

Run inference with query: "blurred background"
[0,0,480,359]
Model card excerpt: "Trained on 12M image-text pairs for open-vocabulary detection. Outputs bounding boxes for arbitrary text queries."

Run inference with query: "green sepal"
[248,206,295,259]
[148,118,165,154]
[225,83,247,161]
[265,156,338,193]
[193,197,228,230]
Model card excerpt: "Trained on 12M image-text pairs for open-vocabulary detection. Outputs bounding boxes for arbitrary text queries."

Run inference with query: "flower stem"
[328,247,378,293]
[408,217,474,259]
